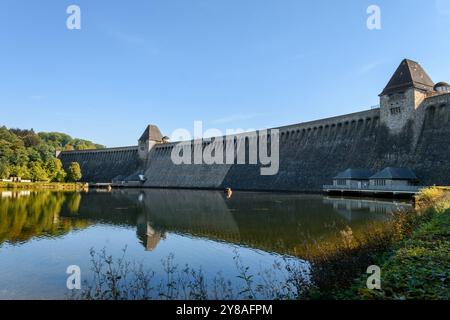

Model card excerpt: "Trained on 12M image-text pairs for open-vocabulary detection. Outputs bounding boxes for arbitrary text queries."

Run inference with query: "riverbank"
[0,181,85,191]
[309,187,450,300]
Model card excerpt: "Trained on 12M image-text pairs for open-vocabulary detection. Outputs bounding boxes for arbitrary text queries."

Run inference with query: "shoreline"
[308,187,450,300]
[0,182,85,191]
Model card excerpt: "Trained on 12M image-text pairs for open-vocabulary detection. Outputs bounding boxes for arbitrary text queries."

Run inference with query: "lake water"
[0,189,412,299]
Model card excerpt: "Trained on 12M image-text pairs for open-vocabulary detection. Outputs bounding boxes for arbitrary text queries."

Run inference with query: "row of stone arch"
[151,116,380,157]
[427,103,448,113]
[426,103,449,126]
[278,116,380,140]
[60,148,138,161]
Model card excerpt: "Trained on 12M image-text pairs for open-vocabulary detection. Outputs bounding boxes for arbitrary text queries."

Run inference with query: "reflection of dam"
[323,197,412,220]
[59,189,400,257]
[135,189,239,251]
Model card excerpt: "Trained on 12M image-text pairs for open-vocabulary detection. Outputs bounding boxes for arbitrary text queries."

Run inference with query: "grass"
[330,187,450,300]
[0,181,85,190]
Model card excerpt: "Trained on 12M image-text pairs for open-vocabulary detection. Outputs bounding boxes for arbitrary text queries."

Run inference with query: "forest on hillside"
[0,126,104,181]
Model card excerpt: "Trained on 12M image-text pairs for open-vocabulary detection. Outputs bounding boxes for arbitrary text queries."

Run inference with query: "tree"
[0,126,100,183]
[30,162,49,182]
[67,162,82,182]
[10,165,31,180]
[45,158,66,182]
[0,160,10,179]
[10,128,41,147]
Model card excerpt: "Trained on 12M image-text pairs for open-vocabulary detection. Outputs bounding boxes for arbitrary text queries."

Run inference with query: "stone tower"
[379,59,435,134]
[138,124,163,161]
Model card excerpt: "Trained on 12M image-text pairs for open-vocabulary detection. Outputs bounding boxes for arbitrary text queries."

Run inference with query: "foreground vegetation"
[301,187,449,299]
[72,187,449,300]
[0,126,101,181]
[336,187,450,299]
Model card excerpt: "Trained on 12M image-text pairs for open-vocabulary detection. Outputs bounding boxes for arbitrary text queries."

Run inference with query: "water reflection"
[129,191,410,257]
[0,189,412,256]
[0,189,414,299]
[323,196,412,220]
[0,191,89,245]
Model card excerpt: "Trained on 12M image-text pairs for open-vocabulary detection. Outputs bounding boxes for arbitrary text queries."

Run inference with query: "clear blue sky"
[1,0,449,147]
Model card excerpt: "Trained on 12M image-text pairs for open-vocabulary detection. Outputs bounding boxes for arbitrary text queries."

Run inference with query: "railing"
[323,185,424,192]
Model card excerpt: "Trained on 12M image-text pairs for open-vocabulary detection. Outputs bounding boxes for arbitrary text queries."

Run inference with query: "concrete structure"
[379,59,435,134]
[112,173,146,187]
[369,167,418,187]
[333,169,373,189]
[138,125,164,162]
[324,167,422,196]
[59,59,450,192]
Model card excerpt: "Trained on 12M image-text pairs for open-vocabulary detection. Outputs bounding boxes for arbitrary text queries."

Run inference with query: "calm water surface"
[0,189,412,299]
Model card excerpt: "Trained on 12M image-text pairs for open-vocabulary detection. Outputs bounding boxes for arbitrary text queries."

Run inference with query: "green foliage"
[29,162,49,182]
[0,125,101,181]
[46,158,67,182]
[327,189,450,300]
[0,181,83,190]
[0,160,10,179]
[67,162,82,182]
[38,131,105,151]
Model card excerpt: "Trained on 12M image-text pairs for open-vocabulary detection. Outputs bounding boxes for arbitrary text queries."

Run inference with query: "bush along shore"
[70,187,450,300]
[306,186,450,299]
[0,181,85,191]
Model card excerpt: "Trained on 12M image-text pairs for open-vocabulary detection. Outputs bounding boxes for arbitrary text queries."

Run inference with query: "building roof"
[434,82,450,90]
[139,125,163,142]
[334,168,374,180]
[380,59,435,95]
[124,173,146,182]
[112,175,126,182]
[370,167,418,180]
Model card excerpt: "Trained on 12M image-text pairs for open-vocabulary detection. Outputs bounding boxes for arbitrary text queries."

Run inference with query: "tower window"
[390,107,401,115]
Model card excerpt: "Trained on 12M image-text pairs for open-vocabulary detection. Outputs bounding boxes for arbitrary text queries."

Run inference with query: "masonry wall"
[59,95,450,190]
[410,93,450,185]
[143,109,384,191]
[58,147,140,182]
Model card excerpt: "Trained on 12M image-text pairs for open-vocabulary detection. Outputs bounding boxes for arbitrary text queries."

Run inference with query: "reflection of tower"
[136,211,164,251]
[144,223,162,251]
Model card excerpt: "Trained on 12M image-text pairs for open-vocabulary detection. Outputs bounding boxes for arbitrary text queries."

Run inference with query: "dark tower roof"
[370,167,418,180]
[380,59,434,95]
[139,125,163,142]
[334,168,374,180]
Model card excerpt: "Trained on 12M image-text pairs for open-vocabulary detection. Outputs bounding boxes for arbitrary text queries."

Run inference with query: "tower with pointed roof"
[138,124,164,161]
[379,59,435,133]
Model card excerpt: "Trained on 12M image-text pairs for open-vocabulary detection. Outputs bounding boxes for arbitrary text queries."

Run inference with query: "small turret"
[138,124,164,161]
[434,82,450,93]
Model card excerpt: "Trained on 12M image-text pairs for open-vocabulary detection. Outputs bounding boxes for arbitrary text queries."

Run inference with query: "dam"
[59,59,450,192]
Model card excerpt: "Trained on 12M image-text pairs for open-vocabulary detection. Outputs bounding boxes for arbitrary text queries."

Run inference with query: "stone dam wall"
[59,100,450,192]
[59,146,140,183]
